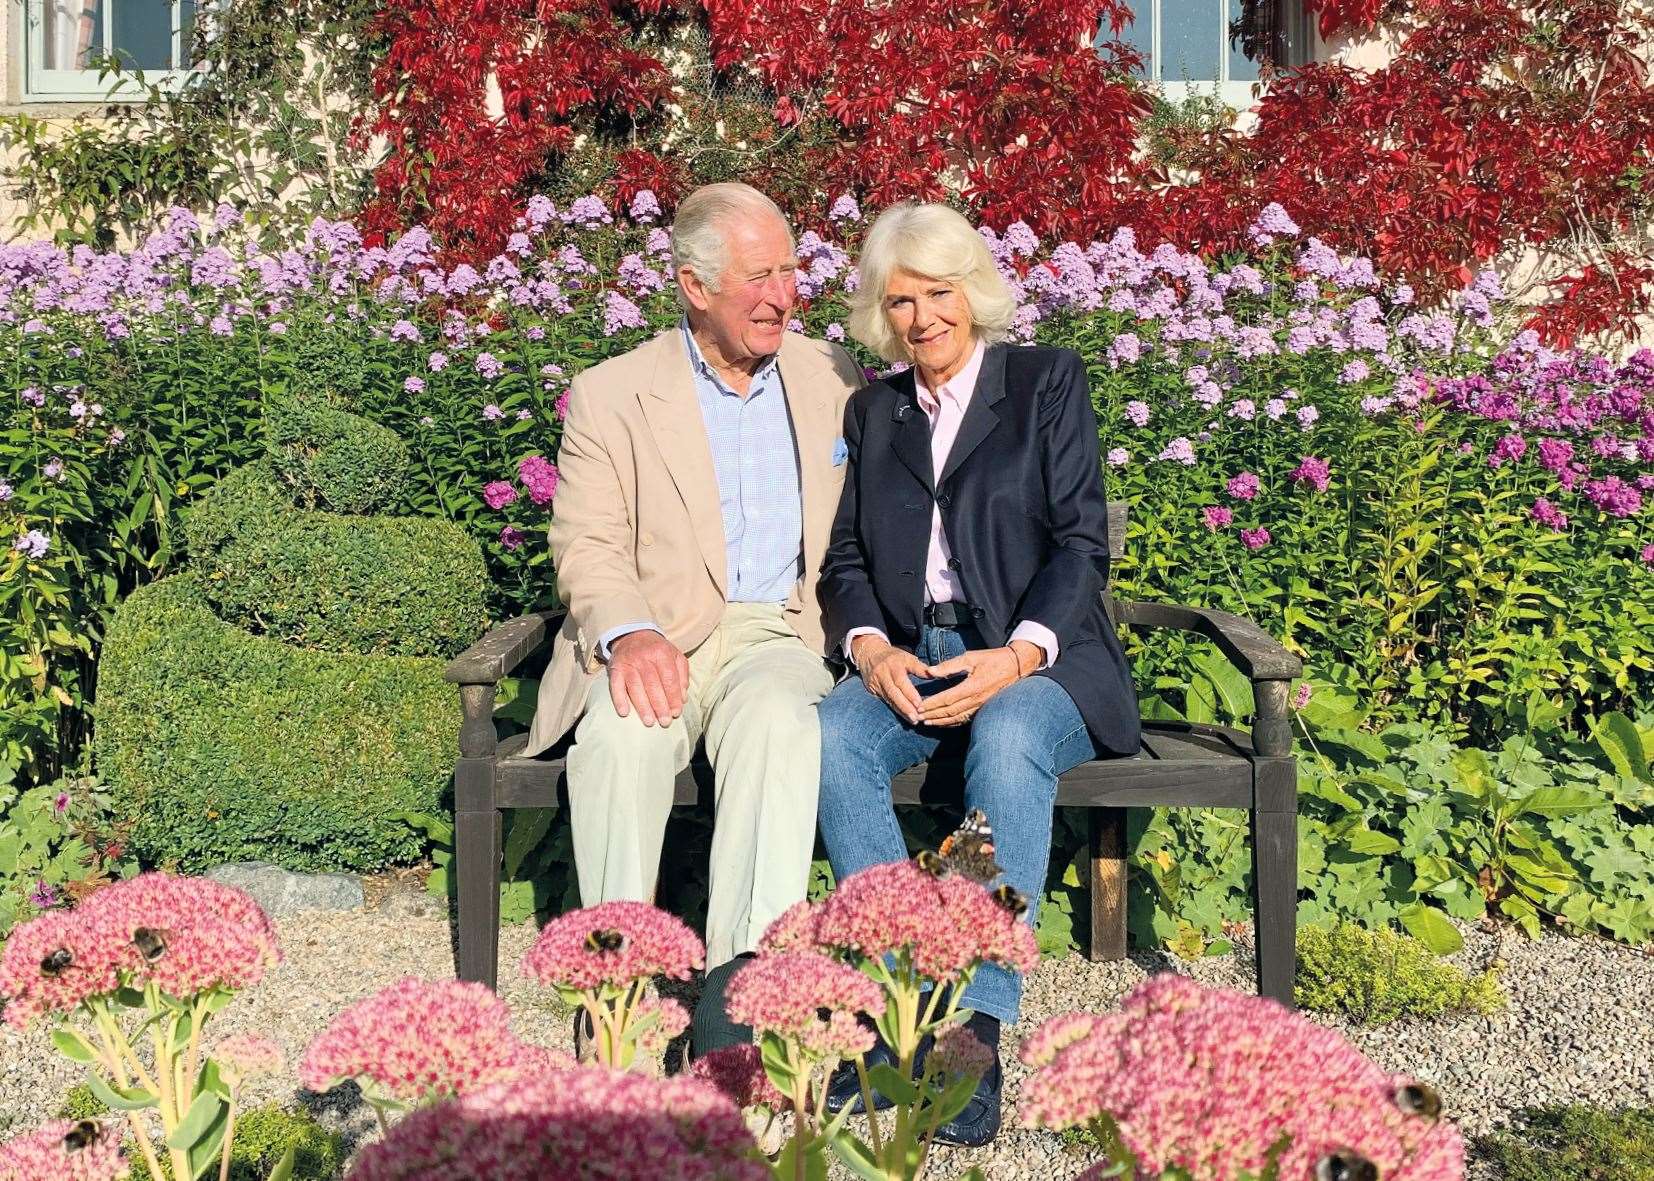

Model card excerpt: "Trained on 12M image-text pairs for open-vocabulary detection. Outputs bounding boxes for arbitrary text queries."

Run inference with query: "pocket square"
[832,437,849,466]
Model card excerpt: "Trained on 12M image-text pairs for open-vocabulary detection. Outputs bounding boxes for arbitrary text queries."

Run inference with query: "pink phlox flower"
[725,953,884,1059]
[1124,400,1150,427]
[521,900,705,992]
[1226,472,1260,501]
[1202,506,1233,532]
[498,526,525,551]
[690,1043,789,1112]
[301,977,567,1102]
[1530,497,1569,531]
[812,860,1039,983]
[1240,527,1272,550]
[1019,975,1465,1181]
[0,1119,126,1181]
[1157,437,1196,465]
[517,455,560,505]
[1586,475,1643,517]
[483,480,518,510]
[1290,456,1331,493]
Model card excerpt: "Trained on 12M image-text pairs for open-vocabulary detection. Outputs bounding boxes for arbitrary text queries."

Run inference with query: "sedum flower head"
[813,860,1038,983]
[301,977,569,1103]
[1019,975,1464,1181]
[927,1023,993,1082]
[756,899,825,954]
[726,952,884,1059]
[212,1033,286,1089]
[347,1071,768,1181]
[690,1044,788,1112]
[521,901,704,992]
[88,872,281,998]
[0,1119,125,1181]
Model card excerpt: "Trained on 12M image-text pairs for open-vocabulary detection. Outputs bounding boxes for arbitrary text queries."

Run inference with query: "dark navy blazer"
[818,342,1142,757]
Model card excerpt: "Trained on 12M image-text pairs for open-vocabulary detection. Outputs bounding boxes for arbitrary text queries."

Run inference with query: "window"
[25,0,200,101]
[1102,0,1316,107]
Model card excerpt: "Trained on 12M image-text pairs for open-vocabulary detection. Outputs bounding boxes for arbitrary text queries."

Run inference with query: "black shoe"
[823,1027,900,1115]
[690,953,756,1060]
[931,1014,1003,1148]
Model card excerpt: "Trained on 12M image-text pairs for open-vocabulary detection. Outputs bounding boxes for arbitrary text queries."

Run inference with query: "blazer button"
[970,607,985,620]
[936,492,952,509]
[640,531,655,546]
[946,557,962,573]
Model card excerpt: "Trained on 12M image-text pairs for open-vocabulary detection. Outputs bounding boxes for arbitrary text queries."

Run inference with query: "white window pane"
[1228,0,1261,81]
[112,0,175,70]
[43,0,103,70]
[1161,0,1221,82]
[181,0,198,66]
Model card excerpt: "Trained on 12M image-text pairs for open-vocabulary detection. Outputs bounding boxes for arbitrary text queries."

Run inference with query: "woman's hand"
[917,640,1042,727]
[851,634,930,725]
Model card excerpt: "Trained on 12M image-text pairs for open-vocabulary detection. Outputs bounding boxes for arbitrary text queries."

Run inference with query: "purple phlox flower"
[618,253,666,296]
[1290,456,1331,492]
[524,195,557,230]
[1240,527,1272,550]
[603,292,647,336]
[1124,400,1151,427]
[1248,203,1300,247]
[21,386,44,406]
[44,458,65,481]
[69,401,87,420]
[1228,398,1256,421]
[1108,332,1142,366]
[1641,544,1654,565]
[1339,359,1371,384]
[1586,476,1643,518]
[390,319,420,343]
[475,352,504,380]
[828,194,862,222]
[28,880,58,909]
[107,428,126,448]
[1488,434,1528,468]
[826,323,846,342]
[14,529,50,558]
[1265,398,1288,420]
[1531,497,1569,531]
[428,350,449,372]
[647,228,673,258]
[1106,447,1129,467]
[630,190,662,224]
[1227,472,1261,501]
[1003,221,1039,257]
[1157,436,1196,465]
[562,196,613,229]
[403,376,426,394]
[0,481,11,501]
[482,403,505,421]
[499,525,526,551]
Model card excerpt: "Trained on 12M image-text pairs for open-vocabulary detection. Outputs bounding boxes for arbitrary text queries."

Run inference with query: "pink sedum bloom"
[0,910,126,1028]
[1020,975,1464,1181]
[88,873,281,998]
[928,1023,993,1081]
[348,1071,767,1181]
[813,860,1039,983]
[690,1044,789,1112]
[630,995,691,1057]
[212,1033,286,1088]
[522,900,704,992]
[301,977,568,1103]
[0,1120,125,1181]
[757,899,825,954]
[726,952,884,1059]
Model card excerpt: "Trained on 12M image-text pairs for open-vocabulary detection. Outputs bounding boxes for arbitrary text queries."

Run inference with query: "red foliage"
[1303,0,1391,38]
[355,0,677,257]
[702,0,1153,240]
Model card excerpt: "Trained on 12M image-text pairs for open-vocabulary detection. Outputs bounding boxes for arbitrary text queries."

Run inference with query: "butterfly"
[915,809,1003,885]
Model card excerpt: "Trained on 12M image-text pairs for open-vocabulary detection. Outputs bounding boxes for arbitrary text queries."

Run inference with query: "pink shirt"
[847,339,1058,669]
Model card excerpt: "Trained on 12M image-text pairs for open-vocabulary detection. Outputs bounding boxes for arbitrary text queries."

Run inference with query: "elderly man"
[521,183,863,1056]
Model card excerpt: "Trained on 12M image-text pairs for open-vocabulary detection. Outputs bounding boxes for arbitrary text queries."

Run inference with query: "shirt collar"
[915,337,987,413]
[680,317,780,396]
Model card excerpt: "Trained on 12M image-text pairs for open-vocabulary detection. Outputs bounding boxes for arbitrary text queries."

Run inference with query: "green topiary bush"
[183,461,489,658]
[1294,922,1505,1024]
[1480,1105,1654,1180]
[264,394,409,514]
[97,576,456,873]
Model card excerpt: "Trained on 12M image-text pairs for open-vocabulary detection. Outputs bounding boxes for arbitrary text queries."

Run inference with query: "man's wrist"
[1008,640,1041,678]
[851,633,890,664]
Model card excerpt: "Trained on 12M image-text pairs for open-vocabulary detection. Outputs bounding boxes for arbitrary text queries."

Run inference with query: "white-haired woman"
[815,203,1140,1144]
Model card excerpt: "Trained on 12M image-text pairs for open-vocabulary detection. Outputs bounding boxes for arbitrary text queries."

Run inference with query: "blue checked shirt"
[597,320,803,658]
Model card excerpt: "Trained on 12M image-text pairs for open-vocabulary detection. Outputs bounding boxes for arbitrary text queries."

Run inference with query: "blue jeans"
[817,625,1097,1024]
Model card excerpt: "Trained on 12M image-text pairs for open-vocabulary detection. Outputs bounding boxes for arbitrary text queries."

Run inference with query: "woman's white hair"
[848,203,1016,363]
[671,183,793,309]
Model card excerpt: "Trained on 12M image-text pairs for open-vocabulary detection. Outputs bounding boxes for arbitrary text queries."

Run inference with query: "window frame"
[1107,0,1318,109]
[22,0,199,102]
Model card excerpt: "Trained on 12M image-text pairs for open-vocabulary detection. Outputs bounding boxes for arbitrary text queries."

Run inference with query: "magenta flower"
[27,880,58,910]
[348,1072,766,1181]
[483,481,518,510]
[498,526,525,550]
[1202,506,1233,532]
[302,977,568,1103]
[1226,472,1260,501]
[518,455,560,505]
[1642,544,1654,565]
[52,792,69,816]
[0,1119,125,1181]
[522,900,705,993]
[1292,682,1313,710]
[726,952,885,1059]
[1290,457,1331,493]
[1531,497,1569,531]
[1021,975,1464,1181]
[1585,475,1643,517]
[1240,527,1271,550]
[813,860,1038,983]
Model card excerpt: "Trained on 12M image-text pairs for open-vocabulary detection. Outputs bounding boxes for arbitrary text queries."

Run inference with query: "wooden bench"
[443,502,1303,1006]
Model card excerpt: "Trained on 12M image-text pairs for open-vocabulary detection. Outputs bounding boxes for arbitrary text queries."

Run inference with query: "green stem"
[217,1095,238,1181]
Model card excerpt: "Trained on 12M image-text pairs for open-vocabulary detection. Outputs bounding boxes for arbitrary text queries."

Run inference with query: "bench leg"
[454,758,502,989]
[1088,807,1128,961]
[1251,759,1298,1007]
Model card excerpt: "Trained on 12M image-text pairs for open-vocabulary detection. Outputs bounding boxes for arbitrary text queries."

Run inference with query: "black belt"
[923,601,982,628]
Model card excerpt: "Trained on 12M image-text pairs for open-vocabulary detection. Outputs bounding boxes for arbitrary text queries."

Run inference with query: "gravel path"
[3,886,1649,1179]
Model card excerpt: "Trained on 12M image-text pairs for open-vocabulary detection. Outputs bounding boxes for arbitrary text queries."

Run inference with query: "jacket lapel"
[887,369,935,493]
[637,330,727,593]
[777,338,835,603]
[938,343,1007,486]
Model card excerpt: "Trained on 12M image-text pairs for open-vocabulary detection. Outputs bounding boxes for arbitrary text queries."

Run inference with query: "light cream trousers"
[566,603,835,968]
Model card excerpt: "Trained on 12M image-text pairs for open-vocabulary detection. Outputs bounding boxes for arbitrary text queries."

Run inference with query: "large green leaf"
[1592,712,1651,783]
[1397,903,1463,954]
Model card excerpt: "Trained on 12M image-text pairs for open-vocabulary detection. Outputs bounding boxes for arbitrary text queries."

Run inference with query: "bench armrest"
[443,610,565,686]
[1116,600,1302,757]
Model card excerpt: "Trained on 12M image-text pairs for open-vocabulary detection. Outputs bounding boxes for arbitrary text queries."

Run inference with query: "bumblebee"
[62,1120,102,1151]
[133,927,168,962]
[1314,1150,1378,1181]
[990,884,1028,918]
[1393,1081,1443,1121]
[585,928,626,954]
[40,947,73,977]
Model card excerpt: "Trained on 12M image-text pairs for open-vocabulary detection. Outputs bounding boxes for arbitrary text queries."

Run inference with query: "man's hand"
[851,634,930,726]
[917,641,1041,727]
[607,630,690,727]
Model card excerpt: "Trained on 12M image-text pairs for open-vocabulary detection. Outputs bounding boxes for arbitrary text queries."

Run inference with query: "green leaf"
[51,1028,99,1064]
[1398,903,1463,954]
[1346,829,1403,855]
[266,1145,297,1181]
[167,1090,227,1151]
[1593,712,1651,783]
[502,808,553,880]
[865,1062,918,1106]
[85,1073,158,1111]
[828,1133,883,1181]
[1515,787,1609,817]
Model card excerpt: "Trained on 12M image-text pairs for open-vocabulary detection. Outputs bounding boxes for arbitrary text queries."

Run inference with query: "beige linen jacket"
[520,326,865,757]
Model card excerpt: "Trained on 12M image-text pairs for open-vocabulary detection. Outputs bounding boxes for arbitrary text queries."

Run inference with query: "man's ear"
[678,266,712,313]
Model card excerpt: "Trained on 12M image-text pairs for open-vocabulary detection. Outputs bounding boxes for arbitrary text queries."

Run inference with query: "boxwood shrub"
[97,575,456,872]
[183,461,489,658]
[264,394,410,514]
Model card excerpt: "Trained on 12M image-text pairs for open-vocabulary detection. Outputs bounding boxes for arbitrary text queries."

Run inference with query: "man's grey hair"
[671,183,794,308]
